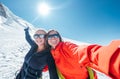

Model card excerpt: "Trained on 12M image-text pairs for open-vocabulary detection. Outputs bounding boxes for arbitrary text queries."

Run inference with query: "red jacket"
[78,40,120,79]
[51,40,120,79]
[51,42,95,79]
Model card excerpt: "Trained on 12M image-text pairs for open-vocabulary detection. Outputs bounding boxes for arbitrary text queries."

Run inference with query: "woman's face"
[34,30,46,46]
[47,31,60,48]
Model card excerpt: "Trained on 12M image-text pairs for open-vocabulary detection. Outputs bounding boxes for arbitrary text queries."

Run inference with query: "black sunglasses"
[48,34,60,40]
[33,34,45,39]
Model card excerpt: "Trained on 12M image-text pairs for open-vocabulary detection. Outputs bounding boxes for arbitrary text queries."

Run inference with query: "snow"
[0,3,111,79]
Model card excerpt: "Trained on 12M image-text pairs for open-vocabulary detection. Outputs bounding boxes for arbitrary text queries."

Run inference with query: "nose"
[51,36,57,39]
[36,37,42,40]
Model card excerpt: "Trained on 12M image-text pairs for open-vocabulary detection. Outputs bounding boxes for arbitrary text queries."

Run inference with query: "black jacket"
[16,29,59,79]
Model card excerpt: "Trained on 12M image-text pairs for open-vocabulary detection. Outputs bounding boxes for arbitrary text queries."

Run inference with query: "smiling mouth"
[51,39,56,42]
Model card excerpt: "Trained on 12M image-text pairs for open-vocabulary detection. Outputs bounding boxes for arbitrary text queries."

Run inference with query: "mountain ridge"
[0,3,34,32]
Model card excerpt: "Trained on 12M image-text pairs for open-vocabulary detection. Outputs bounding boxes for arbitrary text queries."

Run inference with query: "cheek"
[57,38,60,42]
[48,40,51,44]
[35,39,39,42]
[35,39,38,42]
[48,40,54,46]
[42,39,45,43]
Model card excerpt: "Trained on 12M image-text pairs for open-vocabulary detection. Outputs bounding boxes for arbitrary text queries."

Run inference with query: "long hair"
[46,29,63,49]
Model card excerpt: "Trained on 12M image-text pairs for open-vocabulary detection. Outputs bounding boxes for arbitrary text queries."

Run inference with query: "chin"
[37,43,44,46]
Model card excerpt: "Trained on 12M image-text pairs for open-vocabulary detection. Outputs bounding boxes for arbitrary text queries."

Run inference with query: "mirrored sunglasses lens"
[48,34,59,40]
[54,36,59,38]
[48,36,51,39]
[38,35,45,38]
[34,34,38,39]
[34,34,45,39]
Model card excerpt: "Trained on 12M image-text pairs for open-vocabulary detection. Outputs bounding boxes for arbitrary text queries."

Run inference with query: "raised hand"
[24,27,29,31]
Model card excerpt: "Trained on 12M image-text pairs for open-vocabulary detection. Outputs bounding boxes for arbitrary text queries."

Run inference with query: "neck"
[37,45,45,52]
[51,45,57,49]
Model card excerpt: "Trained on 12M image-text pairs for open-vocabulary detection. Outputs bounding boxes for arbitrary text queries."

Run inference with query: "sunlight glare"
[37,2,51,16]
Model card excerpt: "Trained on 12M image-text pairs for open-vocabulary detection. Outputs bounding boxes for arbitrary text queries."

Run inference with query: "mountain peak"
[0,3,7,18]
[0,3,35,32]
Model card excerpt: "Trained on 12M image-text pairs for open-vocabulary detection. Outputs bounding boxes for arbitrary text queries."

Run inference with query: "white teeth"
[51,40,57,43]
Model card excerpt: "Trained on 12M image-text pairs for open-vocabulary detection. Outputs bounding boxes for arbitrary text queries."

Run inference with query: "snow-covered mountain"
[0,3,35,79]
[0,3,35,32]
[0,3,111,79]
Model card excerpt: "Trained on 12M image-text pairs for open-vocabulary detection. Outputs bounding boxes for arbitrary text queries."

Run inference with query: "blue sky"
[1,0,120,45]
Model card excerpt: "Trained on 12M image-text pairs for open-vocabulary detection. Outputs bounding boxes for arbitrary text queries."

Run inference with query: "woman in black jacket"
[16,27,59,79]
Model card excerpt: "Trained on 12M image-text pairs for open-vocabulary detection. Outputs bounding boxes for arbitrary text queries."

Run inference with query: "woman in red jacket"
[46,29,120,79]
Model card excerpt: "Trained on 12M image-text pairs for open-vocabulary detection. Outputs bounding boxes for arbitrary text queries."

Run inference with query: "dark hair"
[46,29,62,49]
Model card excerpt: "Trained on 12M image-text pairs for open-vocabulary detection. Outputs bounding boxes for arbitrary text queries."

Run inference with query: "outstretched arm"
[78,40,120,79]
[24,27,36,46]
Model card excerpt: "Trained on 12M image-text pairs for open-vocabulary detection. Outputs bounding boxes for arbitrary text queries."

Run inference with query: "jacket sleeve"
[47,53,59,79]
[62,42,90,61]
[78,40,120,79]
[24,29,36,47]
[62,42,79,56]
